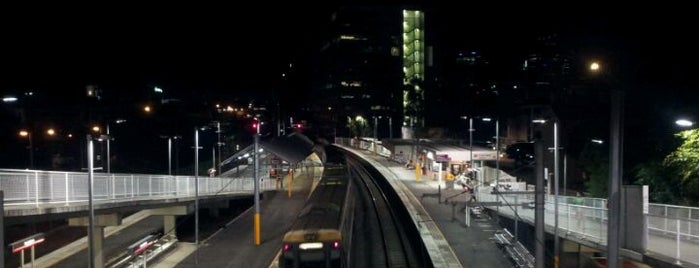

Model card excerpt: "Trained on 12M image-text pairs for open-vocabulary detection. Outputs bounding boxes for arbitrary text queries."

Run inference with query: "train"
[279,145,355,268]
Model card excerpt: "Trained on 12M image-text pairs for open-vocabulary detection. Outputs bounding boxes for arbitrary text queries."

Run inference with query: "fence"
[0,169,274,208]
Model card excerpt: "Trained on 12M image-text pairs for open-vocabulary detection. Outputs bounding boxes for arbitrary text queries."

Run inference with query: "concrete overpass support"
[148,206,189,240]
[69,213,123,268]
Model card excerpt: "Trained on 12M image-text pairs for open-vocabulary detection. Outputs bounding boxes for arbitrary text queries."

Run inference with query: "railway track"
[346,153,431,268]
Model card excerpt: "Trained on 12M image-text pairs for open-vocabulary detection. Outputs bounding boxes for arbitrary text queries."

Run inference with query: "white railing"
[0,169,275,208]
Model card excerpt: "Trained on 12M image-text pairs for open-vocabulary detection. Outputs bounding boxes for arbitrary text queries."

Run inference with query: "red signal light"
[283,244,291,251]
[332,241,340,249]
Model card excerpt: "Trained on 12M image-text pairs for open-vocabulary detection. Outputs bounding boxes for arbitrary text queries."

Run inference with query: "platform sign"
[10,233,45,253]
[10,233,46,268]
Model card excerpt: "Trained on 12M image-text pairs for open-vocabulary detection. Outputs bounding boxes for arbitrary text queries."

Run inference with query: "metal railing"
[0,169,275,208]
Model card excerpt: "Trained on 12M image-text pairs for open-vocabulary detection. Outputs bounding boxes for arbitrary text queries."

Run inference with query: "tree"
[663,129,699,205]
[634,161,682,204]
[346,116,371,138]
[578,142,609,198]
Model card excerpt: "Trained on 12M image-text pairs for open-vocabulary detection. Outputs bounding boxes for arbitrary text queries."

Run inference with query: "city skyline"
[2,5,699,173]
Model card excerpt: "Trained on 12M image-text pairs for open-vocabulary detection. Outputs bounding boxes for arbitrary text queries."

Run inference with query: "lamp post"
[389,117,393,139]
[590,60,624,268]
[86,135,95,268]
[253,119,261,245]
[106,124,110,174]
[553,121,560,268]
[19,130,34,169]
[373,116,378,156]
[193,128,201,265]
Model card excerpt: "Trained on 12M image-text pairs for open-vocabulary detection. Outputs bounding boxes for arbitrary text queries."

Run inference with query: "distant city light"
[19,130,29,137]
[92,126,101,133]
[532,119,547,124]
[154,87,163,93]
[676,119,694,127]
[590,62,600,71]
[144,105,152,113]
[591,139,604,144]
[482,118,492,122]
[47,129,55,136]
[3,96,18,102]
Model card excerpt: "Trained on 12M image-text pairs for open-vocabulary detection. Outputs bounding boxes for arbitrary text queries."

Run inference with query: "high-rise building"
[402,10,426,130]
[311,6,405,139]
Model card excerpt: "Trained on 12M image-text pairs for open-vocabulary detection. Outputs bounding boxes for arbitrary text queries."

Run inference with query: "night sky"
[2,4,699,171]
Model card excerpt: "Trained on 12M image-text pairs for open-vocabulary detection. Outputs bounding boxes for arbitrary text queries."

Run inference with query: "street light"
[676,119,694,127]
[589,60,624,268]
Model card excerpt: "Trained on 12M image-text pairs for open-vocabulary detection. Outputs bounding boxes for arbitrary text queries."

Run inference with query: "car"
[504,142,535,167]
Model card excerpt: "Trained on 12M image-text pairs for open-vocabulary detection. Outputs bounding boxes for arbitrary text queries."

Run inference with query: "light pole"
[106,124,110,174]
[19,130,34,169]
[373,116,378,156]
[87,135,94,268]
[553,121,560,268]
[253,119,261,245]
[389,117,393,139]
[590,60,624,268]
[216,121,223,175]
[193,128,201,265]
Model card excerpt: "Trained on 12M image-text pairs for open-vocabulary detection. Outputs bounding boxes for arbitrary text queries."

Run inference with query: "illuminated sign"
[10,233,46,253]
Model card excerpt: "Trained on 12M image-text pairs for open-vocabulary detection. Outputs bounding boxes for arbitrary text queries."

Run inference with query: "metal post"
[389,117,393,139]
[31,244,35,268]
[495,119,500,208]
[676,218,681,265]
[106,124,111,174]
[28,133,34,169]
[194,129,199,265]
[515,195,519,241]
[554,122,560,268]
[254,122,261,245]
[168,138,172,176]
[87,135,95,268]
[563,154,567,196]
[535,140,545,268]
[469,118,474,199]
[217,121,222,175]
[373,116,378,156]
[0,191,4,266]
[608,90,624,268]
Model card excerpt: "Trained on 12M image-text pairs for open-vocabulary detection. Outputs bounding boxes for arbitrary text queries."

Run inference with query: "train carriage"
[280,146,354,268]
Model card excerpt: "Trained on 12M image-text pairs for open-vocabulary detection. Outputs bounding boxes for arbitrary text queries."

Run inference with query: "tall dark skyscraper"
[310,6,412,139]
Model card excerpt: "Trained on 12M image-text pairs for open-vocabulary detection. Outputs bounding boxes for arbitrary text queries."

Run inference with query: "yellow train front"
[279,149,353,268]
[280,229,344,267]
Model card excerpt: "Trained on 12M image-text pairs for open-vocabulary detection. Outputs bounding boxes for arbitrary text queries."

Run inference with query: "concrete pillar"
[92,225,105,268]
[622,185,647,253]
[69,213,122,268]
[164,215,176,239]
[148,206,189,240]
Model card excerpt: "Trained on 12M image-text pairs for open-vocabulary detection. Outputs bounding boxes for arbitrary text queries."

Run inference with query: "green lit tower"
[402,9,425,131]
